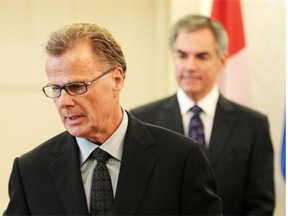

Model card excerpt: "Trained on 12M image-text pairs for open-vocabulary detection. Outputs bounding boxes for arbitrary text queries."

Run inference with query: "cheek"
[87,89,109,109]
[174,59,183,69]
[202,69,219,86]
[53,100,62,113]
[174,63,184,77]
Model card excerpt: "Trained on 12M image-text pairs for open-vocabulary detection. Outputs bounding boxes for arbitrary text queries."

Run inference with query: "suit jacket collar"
[112,112,157,215]
[158,94,184,134]
[167,94,236,167]
[208,95,237,166]
[48,132,89,215]
[149,94,237,168]
[47,114,158,215]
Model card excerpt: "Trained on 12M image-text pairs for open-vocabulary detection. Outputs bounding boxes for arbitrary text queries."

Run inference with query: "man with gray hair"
[4,22,221,215]
[131,14,275,215]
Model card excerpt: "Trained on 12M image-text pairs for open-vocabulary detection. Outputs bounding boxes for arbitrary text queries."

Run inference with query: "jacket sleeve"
[245,116,275,215]
[4,158,31,215]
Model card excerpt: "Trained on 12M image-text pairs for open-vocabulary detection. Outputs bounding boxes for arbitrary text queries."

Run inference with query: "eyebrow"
[175,49,210,57]
[47,80,85,87]
[196,52,210,58]
[175,49,187,55]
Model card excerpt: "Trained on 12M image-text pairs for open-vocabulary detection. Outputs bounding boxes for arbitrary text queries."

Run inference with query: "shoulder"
[146,123,194,145]
[127,112,205,155]
[130,95,177,113]
[218,96,268,121]
[141,124,210,175]
[18,131,73,166]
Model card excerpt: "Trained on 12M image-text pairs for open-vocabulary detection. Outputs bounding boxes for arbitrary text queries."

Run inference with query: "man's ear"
[112,67,125,91]
[220,52,228,73]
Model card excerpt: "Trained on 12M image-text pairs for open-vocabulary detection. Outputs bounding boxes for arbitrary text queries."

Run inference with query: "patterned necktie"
[90,148,113,216]
[188,105,205,145]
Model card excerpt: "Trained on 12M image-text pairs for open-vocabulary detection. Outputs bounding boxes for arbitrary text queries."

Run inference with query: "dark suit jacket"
[130,95,275,215]
[4,112,221,215]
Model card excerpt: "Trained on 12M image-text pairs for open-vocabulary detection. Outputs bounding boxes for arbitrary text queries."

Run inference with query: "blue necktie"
[188,105,205,145]
[90,148,113,216]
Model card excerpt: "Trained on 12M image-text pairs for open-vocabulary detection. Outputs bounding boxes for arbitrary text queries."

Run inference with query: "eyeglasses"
[42,68,115,98]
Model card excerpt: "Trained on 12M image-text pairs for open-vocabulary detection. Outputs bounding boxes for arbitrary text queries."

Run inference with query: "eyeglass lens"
[44,83,87,98]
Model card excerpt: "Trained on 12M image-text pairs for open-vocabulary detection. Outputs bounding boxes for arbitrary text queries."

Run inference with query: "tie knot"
[92,148,111,162]
[191,105,202,115]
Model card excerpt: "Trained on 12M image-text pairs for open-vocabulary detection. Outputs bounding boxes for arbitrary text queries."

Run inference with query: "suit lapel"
[208,96,237,166]
[159,95,184,134]
[113,113,157,215]
[48,132,89,215]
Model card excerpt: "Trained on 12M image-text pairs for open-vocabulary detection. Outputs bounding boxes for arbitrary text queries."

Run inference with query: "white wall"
[0,0,285,215]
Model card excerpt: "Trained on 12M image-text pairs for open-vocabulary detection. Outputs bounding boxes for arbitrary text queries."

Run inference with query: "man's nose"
[186,56,198,70]
[55,89,75,108]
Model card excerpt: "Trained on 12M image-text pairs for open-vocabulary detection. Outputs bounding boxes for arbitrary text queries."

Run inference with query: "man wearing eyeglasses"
[4,23,221,215]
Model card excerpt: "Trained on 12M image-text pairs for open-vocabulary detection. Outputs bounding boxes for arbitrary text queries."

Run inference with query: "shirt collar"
[76,109,128,165]
[177,85,219,117]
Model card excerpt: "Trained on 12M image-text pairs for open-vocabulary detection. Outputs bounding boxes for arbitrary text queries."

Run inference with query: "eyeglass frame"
[42,68,115,98]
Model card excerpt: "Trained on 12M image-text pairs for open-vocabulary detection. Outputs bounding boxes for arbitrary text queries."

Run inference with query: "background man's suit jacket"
[4,112,221,215]
[130,95,275,215]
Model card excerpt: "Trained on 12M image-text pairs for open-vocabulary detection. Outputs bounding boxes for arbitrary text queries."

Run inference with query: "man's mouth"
[68,115,81,120]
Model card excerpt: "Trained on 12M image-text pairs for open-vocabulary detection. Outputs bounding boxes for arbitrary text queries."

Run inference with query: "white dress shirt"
[76,109,128,210]
[177,85,219,145]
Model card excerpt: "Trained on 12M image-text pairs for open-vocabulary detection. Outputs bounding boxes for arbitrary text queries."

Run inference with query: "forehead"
[45,42,101,84]
[175,28,217,52]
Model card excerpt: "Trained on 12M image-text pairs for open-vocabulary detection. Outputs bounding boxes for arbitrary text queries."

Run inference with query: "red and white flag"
[211,0,251,106]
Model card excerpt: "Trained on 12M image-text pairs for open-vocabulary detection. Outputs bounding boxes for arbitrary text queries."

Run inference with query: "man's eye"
[197,53,209,60]
[68,83,84,90]
[51,86,61,91]
[179,54,186,59]
[176,52,187,59]
[66,83,87,94]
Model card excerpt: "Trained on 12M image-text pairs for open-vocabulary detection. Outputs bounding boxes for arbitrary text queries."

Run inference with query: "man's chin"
[66,127,85,138]
[183,87,200,95]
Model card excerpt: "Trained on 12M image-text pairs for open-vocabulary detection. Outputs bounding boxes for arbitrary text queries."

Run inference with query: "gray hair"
[45,23,127,72]
[170,14,228,59]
